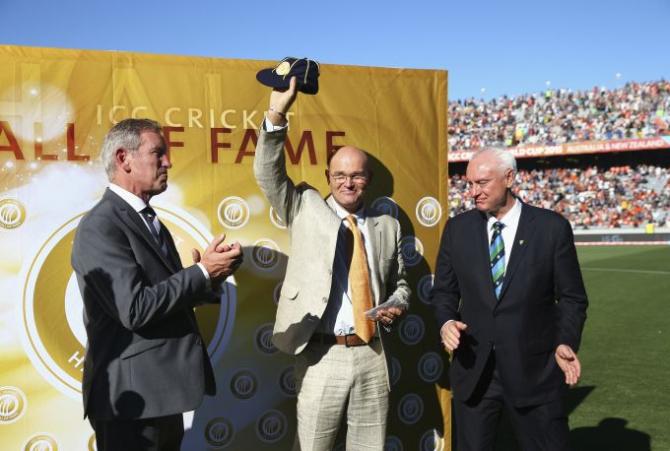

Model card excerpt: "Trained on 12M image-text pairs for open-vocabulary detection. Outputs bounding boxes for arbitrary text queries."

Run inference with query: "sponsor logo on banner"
[390,357,402,386]
[397,393,424,425]
[230,369,258,400]
[399,314,425,345]
[399,236,424,267]
[269,207,287,229]
[20,206,236,398]
[251,239,281,272]
[417,274,434,305]
[0,198,26,229]
[256,410,287,444]
[417,352,444,383]
[24,434,59,451]
[370,196,398,218]
[217,196,250,229]
[384,436,404,451]
[415,196,442,227]
[0,386,27,424]
[279,366,297,397]
[254,323,277,355]
[204,417,235,448]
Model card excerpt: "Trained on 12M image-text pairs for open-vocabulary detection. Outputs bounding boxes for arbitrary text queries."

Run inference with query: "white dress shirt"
[318,202,376,336]
[486,198,522,270]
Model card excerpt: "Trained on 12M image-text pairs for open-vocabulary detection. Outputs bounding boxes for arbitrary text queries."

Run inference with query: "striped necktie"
[490,221,505,299]
[140,206,168,256]
[345,215,375,343]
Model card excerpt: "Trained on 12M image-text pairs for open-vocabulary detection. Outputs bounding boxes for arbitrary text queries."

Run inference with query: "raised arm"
[253,77,305,225]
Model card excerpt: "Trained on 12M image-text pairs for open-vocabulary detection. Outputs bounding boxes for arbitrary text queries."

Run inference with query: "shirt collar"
[109,183,149,213]
[332,198,366,226]
[487,198,521,230]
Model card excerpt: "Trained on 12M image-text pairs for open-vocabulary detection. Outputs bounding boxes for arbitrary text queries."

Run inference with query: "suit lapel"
[366,215,382,262]
[365,215,382,305]
[473,211,496,300]
[105,189,178,273]
[159,220,182,271]
[498,203,536,300]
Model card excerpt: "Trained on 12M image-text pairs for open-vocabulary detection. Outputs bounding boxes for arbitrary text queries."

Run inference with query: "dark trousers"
[453,354,570,451]
[90,414,184,451]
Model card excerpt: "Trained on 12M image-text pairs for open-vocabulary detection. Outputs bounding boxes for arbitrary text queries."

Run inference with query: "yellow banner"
[0,45,449,450]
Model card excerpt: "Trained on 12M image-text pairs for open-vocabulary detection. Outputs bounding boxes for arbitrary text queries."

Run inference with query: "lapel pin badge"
[519,240,525,245]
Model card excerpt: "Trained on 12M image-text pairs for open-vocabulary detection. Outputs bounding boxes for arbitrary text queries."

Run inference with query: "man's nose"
[161,154,172,169]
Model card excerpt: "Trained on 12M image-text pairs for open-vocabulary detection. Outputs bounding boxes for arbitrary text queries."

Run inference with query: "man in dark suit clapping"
[71,118,242,451]
[430,148,588,451]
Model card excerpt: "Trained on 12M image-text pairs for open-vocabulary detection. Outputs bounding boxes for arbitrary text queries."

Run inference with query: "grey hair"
[100,118,162,180]
[470,147,517,174]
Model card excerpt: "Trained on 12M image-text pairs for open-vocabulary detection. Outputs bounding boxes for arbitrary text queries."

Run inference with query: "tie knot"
[141,206,157,220]
[492,221,504,232]
[345,214,359,229]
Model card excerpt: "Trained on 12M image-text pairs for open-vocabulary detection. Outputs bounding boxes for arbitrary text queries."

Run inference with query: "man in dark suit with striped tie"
[430,148,588,451]
[71,118,243,450]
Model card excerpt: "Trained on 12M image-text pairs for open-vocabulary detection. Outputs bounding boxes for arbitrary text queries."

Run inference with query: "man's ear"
[505,169,515,188]
[115,148,131,173]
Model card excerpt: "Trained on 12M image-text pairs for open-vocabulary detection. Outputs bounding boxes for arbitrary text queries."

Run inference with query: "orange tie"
[345,215,375,343]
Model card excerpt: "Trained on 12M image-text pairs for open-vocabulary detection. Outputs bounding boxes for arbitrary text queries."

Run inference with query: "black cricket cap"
[256,57,320,95]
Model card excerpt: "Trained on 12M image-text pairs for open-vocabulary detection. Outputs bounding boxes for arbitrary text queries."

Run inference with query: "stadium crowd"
[449,80,670,150]
[448,165,670,229]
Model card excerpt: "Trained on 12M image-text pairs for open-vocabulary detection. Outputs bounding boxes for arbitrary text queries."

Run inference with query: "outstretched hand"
[555,344,581,386]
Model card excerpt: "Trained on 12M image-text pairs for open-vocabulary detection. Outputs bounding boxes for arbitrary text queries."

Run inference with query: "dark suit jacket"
[71,188,216,420]
[430,202,588,407]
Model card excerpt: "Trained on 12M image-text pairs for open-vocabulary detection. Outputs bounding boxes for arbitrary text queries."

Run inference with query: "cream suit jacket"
[254,128,411,358]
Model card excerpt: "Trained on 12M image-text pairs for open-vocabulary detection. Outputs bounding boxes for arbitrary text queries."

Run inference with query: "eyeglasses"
[329,172,369,184]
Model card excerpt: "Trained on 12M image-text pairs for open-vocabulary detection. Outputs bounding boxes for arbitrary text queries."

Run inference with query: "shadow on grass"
[571,418,650,451]
[566,387,650,450]
[491,386,650,451]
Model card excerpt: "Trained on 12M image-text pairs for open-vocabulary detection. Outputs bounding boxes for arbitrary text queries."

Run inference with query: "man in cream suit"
[254,77,411,450]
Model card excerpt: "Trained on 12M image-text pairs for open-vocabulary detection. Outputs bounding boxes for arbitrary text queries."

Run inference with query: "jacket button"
[322,297,328,303]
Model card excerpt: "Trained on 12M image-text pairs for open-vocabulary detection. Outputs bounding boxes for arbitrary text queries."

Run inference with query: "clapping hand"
[194,234,244,284]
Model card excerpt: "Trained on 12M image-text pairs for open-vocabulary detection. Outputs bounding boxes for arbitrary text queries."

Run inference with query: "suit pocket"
[280,282,299,300]
[120,339,167,359]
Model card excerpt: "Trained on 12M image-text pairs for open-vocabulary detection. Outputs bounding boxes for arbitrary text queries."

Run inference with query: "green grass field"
[496,245,670,451]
